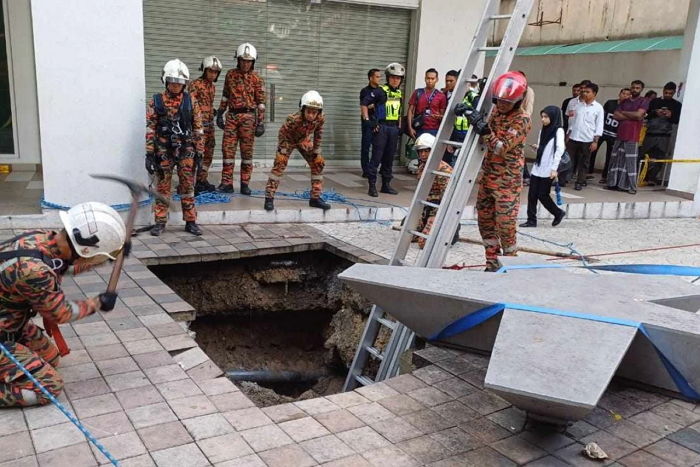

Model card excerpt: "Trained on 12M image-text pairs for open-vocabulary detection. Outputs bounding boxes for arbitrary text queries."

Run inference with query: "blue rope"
[41,197,152,212]
[428,301,700,400]
[0,341,120,465]
[497,263,700,277]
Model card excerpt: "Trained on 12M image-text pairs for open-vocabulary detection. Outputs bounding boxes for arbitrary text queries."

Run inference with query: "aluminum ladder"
[343,0,535,391]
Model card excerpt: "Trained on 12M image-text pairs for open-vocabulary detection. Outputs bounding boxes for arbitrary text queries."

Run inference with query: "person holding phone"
[641,82,682,185]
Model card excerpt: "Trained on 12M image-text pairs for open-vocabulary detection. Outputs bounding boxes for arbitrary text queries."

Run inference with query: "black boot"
[217,184,234,193]
[185,221,202,236]
[552,210,566,227]
[309,198,331,210]
[194,181,211,196]
[201,180,216,193]
[368,182,378,198]
[240,183,252,196]
[380,180,398,195]
[150,223,166,237]
[264,198,274,211]
[519,220,537,228]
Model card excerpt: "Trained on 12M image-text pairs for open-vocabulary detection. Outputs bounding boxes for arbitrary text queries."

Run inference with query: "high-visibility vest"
[381,84,402,121]
[454,90,479,131]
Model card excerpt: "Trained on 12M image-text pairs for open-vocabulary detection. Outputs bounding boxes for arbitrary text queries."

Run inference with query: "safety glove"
[216,109,226,130]
[145,152,157,175]
[98,292,118,312]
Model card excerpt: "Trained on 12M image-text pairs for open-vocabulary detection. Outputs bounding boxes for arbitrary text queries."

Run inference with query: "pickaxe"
[90,174,169,296]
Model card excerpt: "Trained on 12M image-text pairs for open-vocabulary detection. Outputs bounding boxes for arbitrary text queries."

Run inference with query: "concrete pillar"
[31,0,147,208]
[670,0,700,204]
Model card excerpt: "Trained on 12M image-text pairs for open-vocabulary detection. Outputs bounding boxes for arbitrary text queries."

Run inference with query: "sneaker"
[552,210,566,227]
[185,221,202,236]
[574,184,583,191]
[519,221,537,228]
[217,184,234,193]
[239,183,252,196]
[264,198,274,211]
[628,188,637,195]
[150,223,165,236]
[309,198,331,210]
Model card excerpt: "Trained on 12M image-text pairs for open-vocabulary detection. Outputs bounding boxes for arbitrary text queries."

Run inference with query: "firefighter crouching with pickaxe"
[0,202,127,406]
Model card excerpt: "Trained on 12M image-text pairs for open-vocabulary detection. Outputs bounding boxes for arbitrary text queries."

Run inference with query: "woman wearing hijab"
[520,106,566,227]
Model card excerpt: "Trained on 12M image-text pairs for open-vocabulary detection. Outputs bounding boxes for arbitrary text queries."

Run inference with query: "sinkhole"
[149,249,370,406]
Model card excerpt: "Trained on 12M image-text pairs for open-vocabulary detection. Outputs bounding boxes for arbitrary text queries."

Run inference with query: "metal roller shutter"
[143,0,411,164]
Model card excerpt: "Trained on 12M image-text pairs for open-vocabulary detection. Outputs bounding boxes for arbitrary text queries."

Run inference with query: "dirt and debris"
[151,250,372,406]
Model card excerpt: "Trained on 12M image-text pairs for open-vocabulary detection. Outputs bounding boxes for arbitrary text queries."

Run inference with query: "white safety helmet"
[59,202,127,260]
[161,59,190,85]
[300,90,323,110]
[414,133,436,151]
[385,62,406,78]
[236,43,257,61]
[199,55,223,72]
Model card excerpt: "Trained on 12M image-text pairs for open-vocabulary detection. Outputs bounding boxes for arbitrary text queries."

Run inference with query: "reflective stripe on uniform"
[241,160,253,166]
[311,175,323,181]
[268,173,281,181]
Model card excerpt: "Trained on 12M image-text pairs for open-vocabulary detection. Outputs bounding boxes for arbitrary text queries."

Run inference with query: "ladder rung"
[365,346,384,360]
[420,200,440,209]
[377,317,396,329]
[442,139,464,147]
[478,46,500,52]
[354,374,374,386]
[489,14,512,20]
[410,230,430,239]
[431,170,453,178]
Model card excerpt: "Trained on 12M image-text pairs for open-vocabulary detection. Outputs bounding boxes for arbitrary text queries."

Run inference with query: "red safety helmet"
[491,71,527,103]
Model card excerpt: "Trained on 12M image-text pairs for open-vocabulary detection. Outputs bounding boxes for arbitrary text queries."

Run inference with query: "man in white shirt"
[566,82,604,190]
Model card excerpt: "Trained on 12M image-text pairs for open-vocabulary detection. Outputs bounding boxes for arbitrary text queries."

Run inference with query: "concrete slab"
[338,263,700,421]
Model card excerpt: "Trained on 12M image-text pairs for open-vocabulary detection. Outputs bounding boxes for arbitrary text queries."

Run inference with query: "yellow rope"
[638,155,700,186]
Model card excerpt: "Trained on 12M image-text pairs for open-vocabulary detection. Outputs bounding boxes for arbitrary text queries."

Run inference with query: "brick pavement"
[0,224,699,466]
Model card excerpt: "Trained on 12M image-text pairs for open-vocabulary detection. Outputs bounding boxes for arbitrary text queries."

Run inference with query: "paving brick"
[37,442,96,467]
[157,378,203,400]
[605,419,664,448]
[60,362,101,383]
[81,410,133,439]
[25,402,74,430]
[123,338,164,355]
[414,346,455,363]
[278,416,331,442]
[459,417,512,444]
[116,327,154,343]
[186,359,224,381]
[618,450,674,467]
[377,394,426,416]
[196,432,254,464]
[81,332,120,348]
[487,407,527,434]
[408,387,453,407]
[401,409,454,434]
[553,442,616,466]
[325,391,370,408]
[0,409,27,435]
[138,420,193,452]
[355,382,399,402]
[300,434,355,464]
[337,426,390,452]
[158,334,198,352]
[316,454,370,467]
[429,426,482,455]
[143,364,188,384]
[413,365,453,385]
[166,394,217,420]
[520,430,575,453]
[173,347,209,371]
[64,377,110,400]
[215,453,266,466]
[132,350,173,370]
[223,407,273,431]
[183,413,235,440]
[667,426,700,453]
[72,393,121,419]
[397,434,450,464]
[117,453,155,467]
[150,443,209,467]
[567,420,599,439]
[369,415,423,444]
[432,400,480,425]
[362,445,419,467]
[646,438,700,466]
[210,391,255,411]
[258,444,317,467]
[580,432,637,460]
[262,403,307,423]
[105,370,150,392]
[432,376,478,398]
[195,377,239,396]
[651,401,700,427]
[294,397,341,415]
[73,321,111,336]
[86,343,129,361]
[347,402,394,425]
[116,384,165,410]
[313,409,365,433]
[126,399,179,429]
[492,435,547,464]
[628,411,683,436]
[384,374,429,394]
[239,424,294,452]
[460,390,510,415]
[434,357,478,376]
[0,431,34,463]
[31,421,84,453]
[59,349,92,367]
[95,356,139,376]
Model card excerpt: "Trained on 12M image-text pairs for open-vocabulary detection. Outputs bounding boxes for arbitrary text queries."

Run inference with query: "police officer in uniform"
[445,75,480,166]
[360,63,405,197]
[145,59,205,236]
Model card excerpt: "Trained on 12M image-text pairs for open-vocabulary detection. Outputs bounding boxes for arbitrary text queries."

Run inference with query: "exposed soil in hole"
[150,250,373,406]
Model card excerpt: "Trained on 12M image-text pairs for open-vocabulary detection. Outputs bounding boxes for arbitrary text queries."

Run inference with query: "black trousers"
[526,175,561,223]
[569,140,592,184]
[590,135,616,178]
